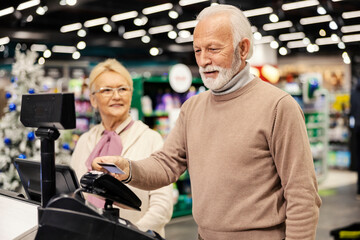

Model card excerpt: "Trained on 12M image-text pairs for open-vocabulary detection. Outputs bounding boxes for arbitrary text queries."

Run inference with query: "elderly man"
[93,4,321,240]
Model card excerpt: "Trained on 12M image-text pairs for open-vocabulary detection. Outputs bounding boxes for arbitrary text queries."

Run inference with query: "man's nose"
[197,52,211,67]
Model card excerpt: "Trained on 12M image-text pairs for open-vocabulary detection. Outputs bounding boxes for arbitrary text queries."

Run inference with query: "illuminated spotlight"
[38,57,45,65]
[60,22,82,33]
[43,49,51,58]
[26,15,33,22]
[0,37,10,45]
[178,30,191,38]
[66,0,77,6]
[279,47,288,55]
[253,31,262,40]
[77,41,86,50]
[338,42,345,49]
[169,10,179,19]
[149,47,160,56]
[269,13,279,23]
[36,6,48,15]
[317,6,326,15]
[303,37,311,45]
[134,16,148,26]
[77,29,87,37]
[270,40,279,49]
[103,24,112,32]
[72,51,80,59]
[168,30,177,39]
[329,21,338,30]
[319,29,326,36]
[141,35,151,43]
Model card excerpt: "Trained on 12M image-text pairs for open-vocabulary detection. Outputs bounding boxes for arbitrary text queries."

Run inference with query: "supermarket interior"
[0,0,360,240]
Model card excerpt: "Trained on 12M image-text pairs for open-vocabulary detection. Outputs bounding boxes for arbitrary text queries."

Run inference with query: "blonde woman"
[71,59,173,237]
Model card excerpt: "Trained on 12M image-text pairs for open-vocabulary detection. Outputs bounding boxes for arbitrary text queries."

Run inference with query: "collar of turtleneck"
[211,62,254,96]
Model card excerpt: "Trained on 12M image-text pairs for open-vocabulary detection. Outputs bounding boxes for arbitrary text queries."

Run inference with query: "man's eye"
[119,87,128,92]
[194,49,201,53]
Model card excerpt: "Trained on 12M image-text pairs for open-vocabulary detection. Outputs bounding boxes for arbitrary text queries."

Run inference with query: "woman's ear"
[90,94,98,109]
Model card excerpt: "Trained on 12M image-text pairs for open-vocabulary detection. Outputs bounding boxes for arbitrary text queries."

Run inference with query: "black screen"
[14,159,80,203]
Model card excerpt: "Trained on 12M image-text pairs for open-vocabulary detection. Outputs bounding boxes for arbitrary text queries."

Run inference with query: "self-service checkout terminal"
[16,93,164,240]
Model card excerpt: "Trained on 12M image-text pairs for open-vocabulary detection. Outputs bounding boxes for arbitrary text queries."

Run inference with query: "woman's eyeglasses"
[92,86,132,97]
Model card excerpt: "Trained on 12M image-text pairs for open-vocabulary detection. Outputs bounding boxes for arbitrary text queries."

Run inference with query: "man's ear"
[238,38,251,60]
[90,94,98,109]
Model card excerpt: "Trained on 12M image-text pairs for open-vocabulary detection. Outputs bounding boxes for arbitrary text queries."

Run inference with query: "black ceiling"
[1,0,360,65]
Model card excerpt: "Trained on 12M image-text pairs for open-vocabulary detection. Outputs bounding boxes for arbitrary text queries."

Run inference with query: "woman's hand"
[92,156,130,181]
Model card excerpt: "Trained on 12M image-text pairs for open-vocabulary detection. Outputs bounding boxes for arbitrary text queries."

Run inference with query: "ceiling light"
[342,10,360,19]
[66,0,77,6]
[332,0,343,2]
[123,29,146,39]
[77,41,86,50]
[149,47,160,56]
[254,35,274,45]
[251,26,258,33]
[243,7,273,18]
[279,32,305,41]
[103,24,112,32]
[179,0,209,7]
[270,40,279,49]
[0,7,14,17]
[168,31,177,39]
[26,15,33,22]
[142,3,173,15]
[30,44,47,52]
[338,42,345,49]
[299,15,332,25]
[148,24,173,35]
[329,21,338,30]
[134,16,148,26]
[303,37,311,45]
[52,45,76,53]
[169,10,179,19]
[141,35,151,43]
[72,51,81,59]
[77,29,87,37]
[306,44,319,53]
[38,57,45,65]
[269,13,279,23]
[315,37,339,45]
[342,34,360,43]
[179,30,191,38]
[287,40,307,49]
[253,32,262,40]
[111,11,138,22]
[319,29,326,36]
[177,20,198,30]
[36,6,48,15]
[0,37,10,45]
[279,47,288,56]
[317,6,326,15]
[60,22,82,33]
[263,21,293,31]
[175,35,193,43]
[17,0,40,11]
[43,49,51,58]
[282,0,319,11]
[341,24,360,34]
[84,17,108,28]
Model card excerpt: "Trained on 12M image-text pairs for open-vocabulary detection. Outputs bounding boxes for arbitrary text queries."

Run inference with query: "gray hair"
[196,4,254,59]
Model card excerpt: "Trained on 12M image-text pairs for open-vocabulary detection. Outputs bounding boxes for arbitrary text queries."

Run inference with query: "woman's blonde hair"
[89,59,133,92]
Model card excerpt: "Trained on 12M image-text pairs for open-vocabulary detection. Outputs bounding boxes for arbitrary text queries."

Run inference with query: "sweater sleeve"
[270,95,322,240]
[133,131,174,236]
[131,101,189,190]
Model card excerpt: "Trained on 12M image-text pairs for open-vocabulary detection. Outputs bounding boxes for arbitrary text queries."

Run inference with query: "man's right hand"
[92,156,130,181]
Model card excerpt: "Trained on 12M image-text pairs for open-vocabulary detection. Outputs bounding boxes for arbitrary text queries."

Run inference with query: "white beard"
[199,48,242,91]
